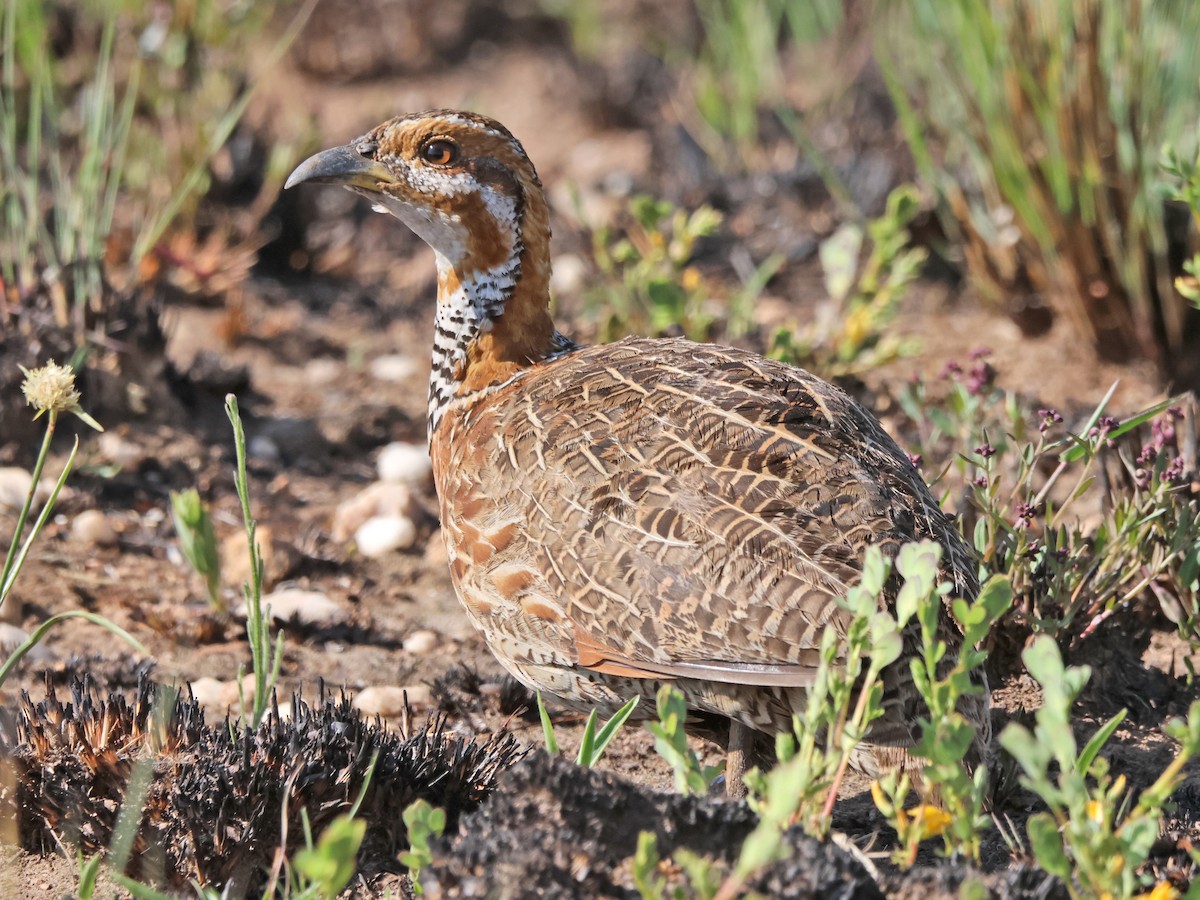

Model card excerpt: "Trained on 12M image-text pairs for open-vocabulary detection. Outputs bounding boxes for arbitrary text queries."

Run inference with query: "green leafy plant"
[1000,637,1200,898]
[966,388,1194,636]
[399,799,447,896]
[587,195,722,342]
[871,552,1012,867]
[75,853,103,900]
[903,568,1010,862]
[632,830,723,900]
[631,831,668,899]
[169,487,223,612]
[646,685,723,796]
[584,194,782,345]
[537,692,640,767]
[291,814,367,900]
[707,545,903,899]
[897,363,1199,645]
[225,393,284,728]
[769,184,925,376]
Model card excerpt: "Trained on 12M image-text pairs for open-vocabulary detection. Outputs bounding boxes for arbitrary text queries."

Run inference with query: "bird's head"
[285,110,546,276]
[287,111,567,426]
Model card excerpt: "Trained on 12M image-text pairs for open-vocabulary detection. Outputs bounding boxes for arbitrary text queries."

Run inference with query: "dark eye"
[421,139,459,166]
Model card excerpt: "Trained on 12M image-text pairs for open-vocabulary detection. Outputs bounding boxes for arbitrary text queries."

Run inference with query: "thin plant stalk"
[0,434,78,602]
[0,411,59,604]
[225,394,283,728]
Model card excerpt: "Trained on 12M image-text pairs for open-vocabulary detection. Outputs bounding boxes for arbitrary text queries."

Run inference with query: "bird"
[286,109,987,794]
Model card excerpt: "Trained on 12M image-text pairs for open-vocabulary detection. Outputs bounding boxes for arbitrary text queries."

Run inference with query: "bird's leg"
[725,719,751,799]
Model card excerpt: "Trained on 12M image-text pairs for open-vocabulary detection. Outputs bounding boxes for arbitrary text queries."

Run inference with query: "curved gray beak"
[285,144,396,191]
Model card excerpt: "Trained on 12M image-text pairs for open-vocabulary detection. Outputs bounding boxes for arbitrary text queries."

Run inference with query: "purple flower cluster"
[965,348,996,396]
[1014,501,1039,529]
[1087,415,1119,449]
[1037,408,1063,433]
[939,348,996,397]
[1135,408,1186,487]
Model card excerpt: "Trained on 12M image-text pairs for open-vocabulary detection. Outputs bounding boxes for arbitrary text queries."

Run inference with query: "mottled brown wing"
[436,336,974,687]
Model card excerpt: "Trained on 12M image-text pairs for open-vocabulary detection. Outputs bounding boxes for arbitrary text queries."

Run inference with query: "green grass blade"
[76,854,101,900]
[1076,709,1127,776]
[587,695,640,766]
[1059,381,1119,462]
[537,692,559,756]
[1062,391,1181,462]
[576,709,599,766]
[109,875,176,900]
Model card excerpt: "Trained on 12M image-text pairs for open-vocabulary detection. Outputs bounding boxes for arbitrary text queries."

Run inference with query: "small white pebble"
[403,629,439,655]
[368,354,419,383]
[305,358,342,385]
[332,481,413,541]
[255,588,347,628]
[190,676,235,711]
[402,684,432,707]
[377,442,432,485]
[0,467,33,510]
[353,684,431,718]
[97,432,142,468]
[0,623,49,661]
[71,509,119,547]
[354,515,417,557]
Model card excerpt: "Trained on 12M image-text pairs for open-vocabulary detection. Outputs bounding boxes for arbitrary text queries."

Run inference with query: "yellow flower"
[841,306,873,352]
[905,804,953,840]
[1086,799,1105,824]
[1135,882,1178,900]
[681,266,702,292]
[870,780,891,815]
[869,782,950,840]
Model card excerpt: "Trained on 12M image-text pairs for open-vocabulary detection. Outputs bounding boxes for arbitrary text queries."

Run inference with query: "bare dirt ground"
[1,2,1198,897]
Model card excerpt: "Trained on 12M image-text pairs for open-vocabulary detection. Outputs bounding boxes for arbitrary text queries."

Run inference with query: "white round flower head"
[20,360,81,417]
